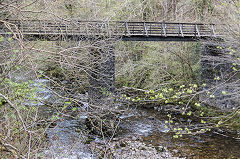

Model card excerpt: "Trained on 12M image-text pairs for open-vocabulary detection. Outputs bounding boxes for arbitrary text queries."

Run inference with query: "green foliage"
[0,36,4,42]
[2,79,35,100]
[116,42,201,89]
[0,76,46,157]
[121,77,240,138]
[122,83,199,107]
[0,97,6,106]
[194,0,213,20]
[7,37,12,42]
[118,41,240,137]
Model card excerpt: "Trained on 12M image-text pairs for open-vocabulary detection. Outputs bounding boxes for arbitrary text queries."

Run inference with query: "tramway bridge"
[0,20,219,41]
[0,20,232,107]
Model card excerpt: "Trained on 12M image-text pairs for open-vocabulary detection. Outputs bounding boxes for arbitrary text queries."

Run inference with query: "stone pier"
[200,43,238,109]
[88,40,115,104]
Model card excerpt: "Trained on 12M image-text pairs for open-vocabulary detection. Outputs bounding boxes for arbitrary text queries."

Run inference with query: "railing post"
[43,21,46,34]
[18,20,22,33]
[85,22,89,36]
[149,23,152,35]
[125,21,130,36]
[143,22,148,36]
[105,21,110,36]
[162,23,166,37]
[195,24,200,37]
[65,23,68,35]
[211,24,216,37]
[179,23,184,37]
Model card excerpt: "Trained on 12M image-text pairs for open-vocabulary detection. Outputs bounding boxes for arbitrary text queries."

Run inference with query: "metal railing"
[0,20,219,38]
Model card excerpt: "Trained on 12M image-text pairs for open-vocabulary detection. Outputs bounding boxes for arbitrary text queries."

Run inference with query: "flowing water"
[120,108,240,159]
[15,76,240,159]
[29,78,95,159]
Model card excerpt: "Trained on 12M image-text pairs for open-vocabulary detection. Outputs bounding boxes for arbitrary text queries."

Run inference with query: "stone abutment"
[88,39,115,104]
[200,43,239,109]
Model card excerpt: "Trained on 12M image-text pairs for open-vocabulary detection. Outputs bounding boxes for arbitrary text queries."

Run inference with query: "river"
[17,77,240,158]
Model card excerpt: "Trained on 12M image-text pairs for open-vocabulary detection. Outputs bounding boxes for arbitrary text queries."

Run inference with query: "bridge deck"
[0,20,220,41]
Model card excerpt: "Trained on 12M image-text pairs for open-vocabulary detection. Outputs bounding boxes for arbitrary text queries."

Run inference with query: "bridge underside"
[121,35,213,42]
